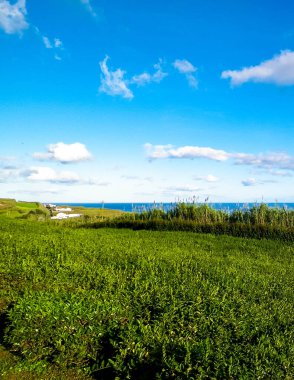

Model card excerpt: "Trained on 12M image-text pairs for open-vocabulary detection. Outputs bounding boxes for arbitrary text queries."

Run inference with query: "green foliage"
[0,219,294,378]
[137,203,294,228]
[87,203,294,241]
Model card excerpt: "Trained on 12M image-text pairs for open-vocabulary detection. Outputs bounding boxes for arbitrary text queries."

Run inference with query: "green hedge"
[87,219,294,241]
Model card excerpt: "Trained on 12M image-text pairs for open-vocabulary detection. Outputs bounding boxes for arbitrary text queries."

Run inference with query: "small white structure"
[51,212,81,220]
[67,213,81,218]
[55,207,72,212]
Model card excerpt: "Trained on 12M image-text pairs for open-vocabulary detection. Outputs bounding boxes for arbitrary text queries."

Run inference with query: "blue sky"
[0,0,294,202]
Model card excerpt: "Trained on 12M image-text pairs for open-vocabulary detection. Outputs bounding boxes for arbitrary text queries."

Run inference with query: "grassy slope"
[0,219,293,378]
[0,199,123,220]
[0,199,49,219]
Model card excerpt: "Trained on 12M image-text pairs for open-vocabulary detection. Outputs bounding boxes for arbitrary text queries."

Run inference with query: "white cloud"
[195,174,220,183]
[43,36,62,49]
[41,35,63,60]
[121,175,139,180]
[89,180,110,186]
[12,189,61,195]
[0,162,105,186]
[33,142,92,164]
[153,60,168,82]
[205,174,219,182]
[268,170,293,177]
[222,50,294,86]
[131,72,152,86]
[234,152,294,170]
[173,59,198,88]
[186,74,198,88]
[42,36,52,49]
[145,144,230,161]
[99,57,167,98]
[80,0,96,17]
[0,155,17,162]
[241,178,257,187]
[241,178,277,187]
[99,56,134,99]
[173,59,196,74]
[24,167,80,184]
[132,60,168,86]
[145,144,294,172]
[164,185,202,193]
[0,0,28,34]
[54,38,62,48]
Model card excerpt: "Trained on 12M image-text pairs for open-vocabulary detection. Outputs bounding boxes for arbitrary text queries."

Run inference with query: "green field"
[0,199,123,221]
[0,199,49,220]
[0,218,293,379]
[55,205,124,219]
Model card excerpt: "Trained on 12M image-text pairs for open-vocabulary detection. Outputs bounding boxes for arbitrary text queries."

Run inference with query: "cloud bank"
[241,178,277,187]
[24,167,80,184]
[145,144,229,161]
[222,50,294,86]
[145,144,294,171]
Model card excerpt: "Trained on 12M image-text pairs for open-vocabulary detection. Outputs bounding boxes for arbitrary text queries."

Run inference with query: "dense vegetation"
[0,217,293,379]
[88,203,294,241]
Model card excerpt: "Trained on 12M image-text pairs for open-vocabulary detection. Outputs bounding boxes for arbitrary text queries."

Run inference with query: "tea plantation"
[0,218,293,379]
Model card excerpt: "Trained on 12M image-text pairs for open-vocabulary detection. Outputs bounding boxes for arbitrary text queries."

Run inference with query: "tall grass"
[136,203,294,227]
[86,203,294,241]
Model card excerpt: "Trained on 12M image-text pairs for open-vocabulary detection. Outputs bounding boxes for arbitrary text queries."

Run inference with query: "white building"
[51,212,81,220]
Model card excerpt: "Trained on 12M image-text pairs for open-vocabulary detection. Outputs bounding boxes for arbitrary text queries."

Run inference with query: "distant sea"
[55,202,294,213]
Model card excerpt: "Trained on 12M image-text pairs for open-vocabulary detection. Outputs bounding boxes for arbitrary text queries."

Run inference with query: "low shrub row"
[87,218,294,241]
[136,203,294,228]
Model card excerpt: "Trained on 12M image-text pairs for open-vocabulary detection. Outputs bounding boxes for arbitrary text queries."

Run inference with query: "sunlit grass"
[0,218,293,378]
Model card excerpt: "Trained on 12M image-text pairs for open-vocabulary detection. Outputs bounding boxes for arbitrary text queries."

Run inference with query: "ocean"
[55,202,294,213]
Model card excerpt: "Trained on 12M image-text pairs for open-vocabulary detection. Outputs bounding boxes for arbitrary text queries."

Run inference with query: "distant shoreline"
[54,202,294,213]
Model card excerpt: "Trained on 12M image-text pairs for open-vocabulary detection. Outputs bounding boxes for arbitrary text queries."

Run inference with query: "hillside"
[0,199,49,219]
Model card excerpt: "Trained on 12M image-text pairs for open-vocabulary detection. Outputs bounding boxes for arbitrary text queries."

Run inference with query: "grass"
[134,202,294,228]
[86,203,294,241]
[55,205,124,219]
[0,199,49,220]
[0,199,123,221]
[15,202,40,209]
[0,217,293,378]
